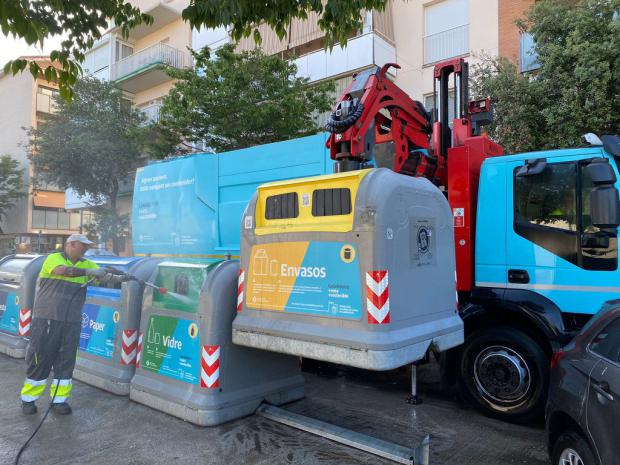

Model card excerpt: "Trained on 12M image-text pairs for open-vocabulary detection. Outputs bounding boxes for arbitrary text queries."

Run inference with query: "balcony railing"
[235,9,394,56]
[423,24,469,65]
[293,32,395,83]
[110,42,192,82]
[140,102,163,123]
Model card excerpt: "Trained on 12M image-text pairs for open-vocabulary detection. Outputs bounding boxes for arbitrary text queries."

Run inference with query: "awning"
[32,191,65,209]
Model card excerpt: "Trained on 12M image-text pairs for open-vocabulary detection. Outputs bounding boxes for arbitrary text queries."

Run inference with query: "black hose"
[13,380,59,465]
[13,278,94,465]
[325,102,364,134]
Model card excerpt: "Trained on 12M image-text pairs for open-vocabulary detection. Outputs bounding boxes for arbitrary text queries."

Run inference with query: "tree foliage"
[0,155,24,232]
[158,44,335,152]
[28,78,171,251]
[472,0,620,153]
[2,1,380,96]
[183,0,388,48]
[1,1,152,100]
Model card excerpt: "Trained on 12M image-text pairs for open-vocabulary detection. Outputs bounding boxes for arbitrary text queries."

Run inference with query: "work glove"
[106,273,135,284]
[85,268,108,279]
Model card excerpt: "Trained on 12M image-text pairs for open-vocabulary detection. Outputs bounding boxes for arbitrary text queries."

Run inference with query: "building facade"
[77,0,534,255]
[0,57,87,255]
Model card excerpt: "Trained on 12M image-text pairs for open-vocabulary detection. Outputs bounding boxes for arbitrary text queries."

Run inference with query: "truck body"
[322,60,620,421]
[132,133,332,257]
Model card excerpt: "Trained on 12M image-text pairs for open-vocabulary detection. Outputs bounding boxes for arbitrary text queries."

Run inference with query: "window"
[424,0,469,64]
[590,317,620,363]
[32,208,46,229]
[514,161,618,270]
[115,41,133,61]
[36,86,60,114]
[515,163,577,232]
[312,188,352,216]
[32,207,81,230]
[520,32,540,73]
[265,193,299,219]
[83,45,110,78]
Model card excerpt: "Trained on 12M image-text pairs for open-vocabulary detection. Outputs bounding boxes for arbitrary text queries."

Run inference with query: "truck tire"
[457,327,548,423]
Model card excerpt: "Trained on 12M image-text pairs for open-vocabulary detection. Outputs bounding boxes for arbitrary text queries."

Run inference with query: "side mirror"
[516,158,547,177]
[591,186,620,228]
[583,159,617,184]
[581,232,610,249]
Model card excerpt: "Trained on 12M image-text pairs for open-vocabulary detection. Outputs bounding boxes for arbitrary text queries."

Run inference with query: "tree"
[28,78,172,252]
[0,155,24,233]
[2,1,381,96]
[158,44,335,152]
[472,0,620,153]
[1,1,152,100]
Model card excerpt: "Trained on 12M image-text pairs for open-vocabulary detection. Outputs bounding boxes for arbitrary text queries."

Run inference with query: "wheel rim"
[559,448,584,465]
[472,345,531,407]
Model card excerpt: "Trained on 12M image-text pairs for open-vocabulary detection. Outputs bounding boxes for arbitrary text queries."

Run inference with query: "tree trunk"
[109,180,120,254]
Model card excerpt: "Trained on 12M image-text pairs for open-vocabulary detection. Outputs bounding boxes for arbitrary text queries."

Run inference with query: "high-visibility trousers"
[21,318,81,404]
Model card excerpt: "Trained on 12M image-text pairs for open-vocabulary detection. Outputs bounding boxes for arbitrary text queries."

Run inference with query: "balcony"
[293,32,396,83]
[235,9,395,59]
[423,24,469,65]
[110,42,192,93]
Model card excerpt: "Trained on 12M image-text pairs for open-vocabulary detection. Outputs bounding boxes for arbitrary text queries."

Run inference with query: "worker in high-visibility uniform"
[20,234,118,415]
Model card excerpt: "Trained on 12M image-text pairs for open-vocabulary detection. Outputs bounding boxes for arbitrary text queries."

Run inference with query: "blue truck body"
[132,133,332,256]
[450,144,620,422]
[476,146,618,316]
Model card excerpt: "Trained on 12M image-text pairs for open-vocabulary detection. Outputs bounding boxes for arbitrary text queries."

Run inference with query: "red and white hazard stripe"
[135,332,143,368]
[237,269,245,312]
[18,308,32,336]
[200,345,220,389]
[121,329,138,365]
[366,270,390,325]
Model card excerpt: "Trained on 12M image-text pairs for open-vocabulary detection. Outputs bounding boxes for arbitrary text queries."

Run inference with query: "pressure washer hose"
[13,277,95,465]
[13,273,167,464]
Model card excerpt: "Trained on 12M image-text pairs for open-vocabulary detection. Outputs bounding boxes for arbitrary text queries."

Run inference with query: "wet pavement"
[0,354,548,465]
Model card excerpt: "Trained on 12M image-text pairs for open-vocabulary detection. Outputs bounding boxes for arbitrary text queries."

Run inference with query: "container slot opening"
[265,192,299,219]
[312,188,352,216]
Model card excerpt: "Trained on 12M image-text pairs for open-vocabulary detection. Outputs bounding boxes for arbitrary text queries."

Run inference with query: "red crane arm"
[326,63,435,176]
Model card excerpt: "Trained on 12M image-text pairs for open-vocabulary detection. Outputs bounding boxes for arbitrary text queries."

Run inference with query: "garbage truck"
[234,59,620,423]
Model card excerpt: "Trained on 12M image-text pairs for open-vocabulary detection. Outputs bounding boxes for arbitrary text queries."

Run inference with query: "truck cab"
[454,142,620,422]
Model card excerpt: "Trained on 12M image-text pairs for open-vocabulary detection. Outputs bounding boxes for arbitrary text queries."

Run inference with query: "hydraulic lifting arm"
[325,58,495,188]
[325,58,501,292]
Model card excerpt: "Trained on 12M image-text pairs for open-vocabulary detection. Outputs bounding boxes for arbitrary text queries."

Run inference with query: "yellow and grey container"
[233,168,464,370]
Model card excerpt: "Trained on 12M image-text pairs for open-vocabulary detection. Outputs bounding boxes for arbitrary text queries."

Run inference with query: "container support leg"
[257,404,430,465]
[407,363,422,405]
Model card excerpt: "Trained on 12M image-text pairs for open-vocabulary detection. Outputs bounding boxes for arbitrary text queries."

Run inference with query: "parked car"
[546,301,620,465]
[84,248,117,257]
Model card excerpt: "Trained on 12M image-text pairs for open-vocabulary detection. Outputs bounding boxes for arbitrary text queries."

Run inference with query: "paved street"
[0,354,548,465]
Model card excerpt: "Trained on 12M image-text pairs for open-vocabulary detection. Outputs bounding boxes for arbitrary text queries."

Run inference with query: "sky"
[0,34,65,65]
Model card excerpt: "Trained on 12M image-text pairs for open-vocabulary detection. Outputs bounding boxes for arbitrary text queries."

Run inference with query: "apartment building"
[234,0,537,121]
[76,0,536,254]
[0,57,87,255]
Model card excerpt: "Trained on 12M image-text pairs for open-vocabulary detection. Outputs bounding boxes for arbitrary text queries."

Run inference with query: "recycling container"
[73,257,161,395]
[0,254,45,358]
[233,168,464,370]
[130,259,304,426]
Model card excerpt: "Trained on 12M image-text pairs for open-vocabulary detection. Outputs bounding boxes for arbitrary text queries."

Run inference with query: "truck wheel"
[457,327,548,423]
